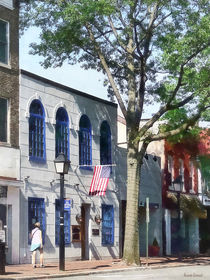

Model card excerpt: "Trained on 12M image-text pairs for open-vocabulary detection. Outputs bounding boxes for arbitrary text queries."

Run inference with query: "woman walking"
[30,222,44,268]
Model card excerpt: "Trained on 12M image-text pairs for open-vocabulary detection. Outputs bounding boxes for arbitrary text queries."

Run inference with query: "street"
[51,265,210,280]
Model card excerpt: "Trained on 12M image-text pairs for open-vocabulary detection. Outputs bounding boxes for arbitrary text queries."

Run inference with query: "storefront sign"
[92,229,100,236]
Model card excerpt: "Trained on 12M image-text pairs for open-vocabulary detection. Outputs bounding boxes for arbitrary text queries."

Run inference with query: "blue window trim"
[102,204,114,246]
[29,100,46,162]
[55,108,70,160]
[28,197,45,245]
[55,199,71,245]
[100,121,112,166]
[79,115,92,170]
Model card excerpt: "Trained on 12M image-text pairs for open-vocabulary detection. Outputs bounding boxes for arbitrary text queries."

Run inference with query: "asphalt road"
[52,265,210,280]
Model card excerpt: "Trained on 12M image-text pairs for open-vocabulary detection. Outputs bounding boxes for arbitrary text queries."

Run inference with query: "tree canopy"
[20,0,210,265]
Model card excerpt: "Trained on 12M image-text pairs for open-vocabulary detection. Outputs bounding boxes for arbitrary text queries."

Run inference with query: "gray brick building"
[19,70,119,264]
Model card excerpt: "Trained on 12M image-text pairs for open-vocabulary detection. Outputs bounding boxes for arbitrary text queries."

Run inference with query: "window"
[0,19,9,64]
[189,161,194,192]
[28,197,45,244]
[55,199,71,245]
[100,121,111,165]
[29,100,45,161]
[0,98,8,142]
[179,159,185,191]
[102,204,114,245]
[55,107,69,159]
[79,115,92,167]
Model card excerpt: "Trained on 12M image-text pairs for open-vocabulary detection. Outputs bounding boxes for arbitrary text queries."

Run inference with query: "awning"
[166,191,207,219]
[0,176,23,188]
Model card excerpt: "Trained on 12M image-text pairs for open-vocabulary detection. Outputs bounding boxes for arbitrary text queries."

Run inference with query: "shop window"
[55,199,70,245]
[0,19,9,65]
[0,98,8,142]
[100,121,111,165]
[29,99,45,161]
[71,225,81,242]
[79,115,92,168]
[102,204,114,245]
[55,107,69,159]
[28,197,45,244]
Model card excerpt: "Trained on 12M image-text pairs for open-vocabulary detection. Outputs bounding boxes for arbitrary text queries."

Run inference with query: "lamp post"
[172,175,183,255]
[54,153,70,271]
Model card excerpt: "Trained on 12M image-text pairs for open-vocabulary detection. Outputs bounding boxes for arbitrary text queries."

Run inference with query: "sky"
[20,28,109,99]
[20,27,159,118]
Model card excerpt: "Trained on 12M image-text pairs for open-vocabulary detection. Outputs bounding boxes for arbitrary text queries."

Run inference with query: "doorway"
[81,204,90,260]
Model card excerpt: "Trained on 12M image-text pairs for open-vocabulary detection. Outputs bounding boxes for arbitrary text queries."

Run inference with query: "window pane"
[0,20,8,64]
[100,121,111,165]
[0,98,7,142]
[55,108,69,158]
[102,205,114,245]
[79,115,92,166]
[28,197,45,244]
[29,100,45,160]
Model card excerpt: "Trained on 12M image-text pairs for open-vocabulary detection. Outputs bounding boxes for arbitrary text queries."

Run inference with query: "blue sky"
[20,27,158,118]
[20,27,109,100]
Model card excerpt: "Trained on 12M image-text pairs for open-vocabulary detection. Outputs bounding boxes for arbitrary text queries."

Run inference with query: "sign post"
[146,197,150,266]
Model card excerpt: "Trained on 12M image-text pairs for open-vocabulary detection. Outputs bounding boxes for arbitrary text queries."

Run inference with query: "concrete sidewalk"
[0,256,210,280]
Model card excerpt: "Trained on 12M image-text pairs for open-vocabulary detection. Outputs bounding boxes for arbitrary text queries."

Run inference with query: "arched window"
[29,100,45,161]
[100,121,111,165]
[79,115,92,166]
[55,107,69,159]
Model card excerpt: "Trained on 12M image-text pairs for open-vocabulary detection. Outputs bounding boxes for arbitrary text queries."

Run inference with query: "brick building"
[19,70,119,264]
[0,0,22,264]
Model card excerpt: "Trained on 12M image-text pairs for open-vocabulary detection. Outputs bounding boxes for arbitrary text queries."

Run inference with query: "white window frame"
[0,18,9,66]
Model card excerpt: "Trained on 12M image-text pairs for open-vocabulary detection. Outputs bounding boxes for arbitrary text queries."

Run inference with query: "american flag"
[89,165,111,196]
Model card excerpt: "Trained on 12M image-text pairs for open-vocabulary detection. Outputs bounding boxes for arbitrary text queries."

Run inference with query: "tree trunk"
[123,144,141,265]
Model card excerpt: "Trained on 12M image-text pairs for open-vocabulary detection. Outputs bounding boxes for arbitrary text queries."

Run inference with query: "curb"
[1,262,209,280]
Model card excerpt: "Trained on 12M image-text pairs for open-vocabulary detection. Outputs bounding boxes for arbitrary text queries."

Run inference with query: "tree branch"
[145,104,210,143]
[86,24,127,118]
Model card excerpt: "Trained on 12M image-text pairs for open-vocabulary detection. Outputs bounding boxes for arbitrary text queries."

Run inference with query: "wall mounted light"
[151,152,157,162]
[76,214,83,224]
[50,179,55,186]
[24,176,30,181]
[95,214,102,225]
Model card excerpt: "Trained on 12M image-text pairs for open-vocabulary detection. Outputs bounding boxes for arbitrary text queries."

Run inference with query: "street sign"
[64,199,71,211]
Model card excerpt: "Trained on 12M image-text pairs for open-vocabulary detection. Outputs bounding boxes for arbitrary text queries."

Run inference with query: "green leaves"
[20,0,210,128]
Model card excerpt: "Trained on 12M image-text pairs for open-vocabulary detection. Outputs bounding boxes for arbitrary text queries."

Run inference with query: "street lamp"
[54,153,70,271]
[172,175,183,255]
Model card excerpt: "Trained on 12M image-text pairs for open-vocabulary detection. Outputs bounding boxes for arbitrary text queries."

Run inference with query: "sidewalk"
[0,256,210,280]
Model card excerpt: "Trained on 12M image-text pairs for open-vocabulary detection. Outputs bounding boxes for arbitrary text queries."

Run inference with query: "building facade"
[0,0,21,264]
[19,70,119,264]
[163,140,206,255]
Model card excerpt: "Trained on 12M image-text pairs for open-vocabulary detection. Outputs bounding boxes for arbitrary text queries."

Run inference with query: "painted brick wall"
[19,71,119,263]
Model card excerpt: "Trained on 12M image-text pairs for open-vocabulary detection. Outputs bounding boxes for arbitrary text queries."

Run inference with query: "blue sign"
[64,199,71,211]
